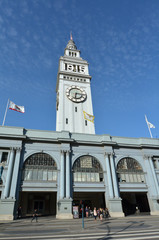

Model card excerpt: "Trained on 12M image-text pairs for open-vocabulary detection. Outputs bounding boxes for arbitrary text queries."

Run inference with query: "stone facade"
[0,126,159,220]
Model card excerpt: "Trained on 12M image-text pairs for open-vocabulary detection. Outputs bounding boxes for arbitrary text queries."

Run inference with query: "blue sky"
[0,0,159,138]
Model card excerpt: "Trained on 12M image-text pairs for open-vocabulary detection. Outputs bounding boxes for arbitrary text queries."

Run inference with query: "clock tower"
[56,36,95,134]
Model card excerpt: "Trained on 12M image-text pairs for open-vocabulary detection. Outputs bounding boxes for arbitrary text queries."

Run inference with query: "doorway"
[34,200,44,214]
[19,192,57,217]
[121,192,150,216]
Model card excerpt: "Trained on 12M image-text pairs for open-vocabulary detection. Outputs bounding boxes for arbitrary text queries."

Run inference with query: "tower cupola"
[64,34,80,58]
[66,39,77,50]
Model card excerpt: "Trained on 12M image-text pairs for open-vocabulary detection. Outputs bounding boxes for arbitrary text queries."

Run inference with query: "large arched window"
[117,157,145,183]
[22,153,57,181]
[73,155,103,182]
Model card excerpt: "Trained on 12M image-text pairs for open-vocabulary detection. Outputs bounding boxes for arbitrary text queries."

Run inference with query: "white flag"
[9,101,25,113]
[145,115,155,128]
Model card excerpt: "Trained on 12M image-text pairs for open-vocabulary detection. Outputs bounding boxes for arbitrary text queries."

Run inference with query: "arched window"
[117,157,145,183]
[73,155,103,182]
[22,153,57,181]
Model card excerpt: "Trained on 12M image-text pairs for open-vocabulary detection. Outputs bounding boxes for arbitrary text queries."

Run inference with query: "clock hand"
[75,93,82,98]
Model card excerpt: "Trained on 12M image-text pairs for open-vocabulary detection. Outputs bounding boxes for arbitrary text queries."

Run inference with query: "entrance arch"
[20,153,57,217]
[72,155,105,213]
[117,157,150,216]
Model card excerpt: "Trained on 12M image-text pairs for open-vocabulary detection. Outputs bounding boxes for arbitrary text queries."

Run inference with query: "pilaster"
[66,150,71,198]
[3,148,15,199]
[104,152,124,217]
[60,150,65,199]
[57,149,73,219]
[9,148,21,198]
[143,155,159,215]
[104,153,113,198]
[110,153,120,198]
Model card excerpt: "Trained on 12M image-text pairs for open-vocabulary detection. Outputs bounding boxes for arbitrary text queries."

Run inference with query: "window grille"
[117,157,145,183]
[73,155,103,182]
[23,153,57,181]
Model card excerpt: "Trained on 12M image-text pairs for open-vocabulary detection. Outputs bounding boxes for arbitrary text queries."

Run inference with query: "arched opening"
[20,153,57,217]
[73,155,103,183]
[117,157,144,183]
[72,155,105,216]
[22,153,57,182]
[117,157,150,216]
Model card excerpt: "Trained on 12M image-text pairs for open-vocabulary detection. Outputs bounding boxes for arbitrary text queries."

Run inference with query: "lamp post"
[81,201,84,229]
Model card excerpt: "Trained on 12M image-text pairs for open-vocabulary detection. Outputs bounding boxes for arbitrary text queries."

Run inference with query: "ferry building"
[0,38,159,220]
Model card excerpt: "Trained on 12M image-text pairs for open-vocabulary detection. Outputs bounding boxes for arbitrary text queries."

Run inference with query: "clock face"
[66,86,87,103]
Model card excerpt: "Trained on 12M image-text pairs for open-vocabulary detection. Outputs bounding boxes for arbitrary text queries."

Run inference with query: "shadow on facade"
[18,192,57,217]
[121,192,150,216]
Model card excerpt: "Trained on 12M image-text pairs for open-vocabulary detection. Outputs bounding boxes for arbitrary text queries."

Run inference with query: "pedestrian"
[135,206,140,215]
[105,208,110,218]
[17,206,22,219]
[85,206,89,218]
[100,208,103,221]
[93,207,97,221]
[31,209,38,222]
[103,208,106,219]
[88,207,91,217]
[97,208,100,219]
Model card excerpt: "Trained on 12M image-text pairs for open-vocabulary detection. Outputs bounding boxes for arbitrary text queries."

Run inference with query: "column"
[60,150,65,199]
[3,149,15,198]
[0,152,2,162]
[9,148,21,198]
[66,151,70,198]
[110,154,119,198]
[105,153,114,198]
[149,156,159,196]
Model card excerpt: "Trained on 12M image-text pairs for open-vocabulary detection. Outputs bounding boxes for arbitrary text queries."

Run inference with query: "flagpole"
[145,115,153,138]
[147,123,153,138]
[2,99,10,126]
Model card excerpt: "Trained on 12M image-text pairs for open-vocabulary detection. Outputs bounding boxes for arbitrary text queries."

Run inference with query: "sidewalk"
[0,215,159,238]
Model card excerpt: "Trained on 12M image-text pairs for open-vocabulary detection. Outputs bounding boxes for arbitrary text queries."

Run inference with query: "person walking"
[105,207,110,218]
[100,208,103,221]
[17,206,22,219]
[85,206,89,218]
[31,209,38,222]
[93,207,97,221]
[97,208,100,219]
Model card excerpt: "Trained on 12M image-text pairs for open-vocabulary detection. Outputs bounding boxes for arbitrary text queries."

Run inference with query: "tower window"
[75,107,77,112]
[66,118,68,124]
[85,120,87,126]
[69,52,71,56]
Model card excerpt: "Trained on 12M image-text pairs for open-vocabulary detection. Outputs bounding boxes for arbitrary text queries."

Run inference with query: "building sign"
[80,156,92,168]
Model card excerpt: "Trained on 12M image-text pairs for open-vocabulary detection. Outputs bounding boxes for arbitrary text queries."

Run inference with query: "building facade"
[0,38,159,220]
